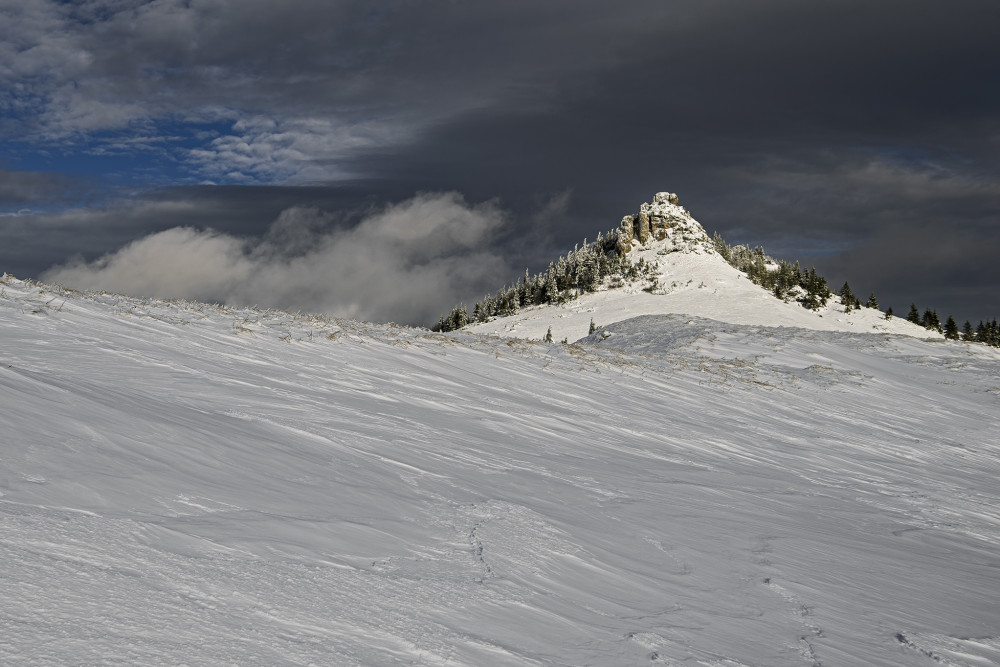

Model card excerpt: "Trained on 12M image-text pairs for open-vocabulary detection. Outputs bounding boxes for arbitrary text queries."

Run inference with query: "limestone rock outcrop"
[615,192,708,256]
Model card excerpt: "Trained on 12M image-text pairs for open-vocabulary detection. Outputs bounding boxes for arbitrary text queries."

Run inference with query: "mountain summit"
[466,191,934,342]
[614,191,709,254]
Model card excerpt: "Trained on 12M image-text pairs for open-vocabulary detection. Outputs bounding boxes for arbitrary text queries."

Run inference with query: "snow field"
[1,276,999,665]
[467,235,938,345]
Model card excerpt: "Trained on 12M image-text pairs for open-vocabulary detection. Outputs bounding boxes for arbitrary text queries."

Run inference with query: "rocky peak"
[615,192,709,255]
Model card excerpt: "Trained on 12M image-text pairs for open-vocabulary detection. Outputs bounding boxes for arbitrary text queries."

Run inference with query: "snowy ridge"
[467,192,936,343]
[2,274,999,665]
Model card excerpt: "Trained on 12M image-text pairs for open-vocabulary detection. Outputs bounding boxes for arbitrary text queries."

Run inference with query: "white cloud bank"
[43,192,512,326]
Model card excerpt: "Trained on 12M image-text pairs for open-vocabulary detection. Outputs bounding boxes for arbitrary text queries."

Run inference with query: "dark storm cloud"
[2,0,998,323]
[693,154,1000,322]
[338,0,1000,321]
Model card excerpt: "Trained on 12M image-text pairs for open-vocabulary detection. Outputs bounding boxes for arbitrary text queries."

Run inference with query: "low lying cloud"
[42,192,512,326]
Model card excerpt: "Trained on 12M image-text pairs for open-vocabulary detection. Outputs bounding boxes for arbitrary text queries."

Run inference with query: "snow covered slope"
[2,274,999,666]
[467,192,936,343]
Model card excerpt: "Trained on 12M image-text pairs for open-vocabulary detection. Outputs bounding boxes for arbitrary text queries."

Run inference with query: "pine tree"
[866,292,878,309]
[544,326,553,343]
[944,315,959,340]
[711,232,732,262]
[907,304,921,324]
[589,318,597,335]
[580,250,600,292]
[839,281,856,311]
[922,309,941,332]
[449,305,469,330]
[885,306,893,320]
[962,320,974,341]
[543,269,559,304]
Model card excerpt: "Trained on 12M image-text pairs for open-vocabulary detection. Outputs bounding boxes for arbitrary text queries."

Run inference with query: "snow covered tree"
[589,319,597,335]
[543,268,559,304]
[544,326,553,343]
[579,251,600,292]
[449,305,469,330]
[866,292,879,309]
[473,302,488,323]
[711,232,732,263]
[798,267,830,310]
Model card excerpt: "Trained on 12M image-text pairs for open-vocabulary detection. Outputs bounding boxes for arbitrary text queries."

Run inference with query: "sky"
[2,0,998,326]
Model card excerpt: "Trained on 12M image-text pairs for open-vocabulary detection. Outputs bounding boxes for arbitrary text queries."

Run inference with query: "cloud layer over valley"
[43,193,510,325]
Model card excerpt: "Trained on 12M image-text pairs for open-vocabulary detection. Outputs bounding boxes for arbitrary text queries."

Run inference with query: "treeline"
[903,304,1000,345]
[711,233,834,310]
[714,232,1000,346]
[433,226,999,349]
[432,232,657,332]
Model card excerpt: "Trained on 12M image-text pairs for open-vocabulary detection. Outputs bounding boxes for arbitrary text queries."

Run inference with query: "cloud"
[688,153,1000,321]
[4,0,999,324]
[0,169,88,206]
[186,116,403,184]
[42,192,512,325]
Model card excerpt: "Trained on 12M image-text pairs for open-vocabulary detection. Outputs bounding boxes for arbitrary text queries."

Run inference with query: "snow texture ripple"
[1,275,998,666]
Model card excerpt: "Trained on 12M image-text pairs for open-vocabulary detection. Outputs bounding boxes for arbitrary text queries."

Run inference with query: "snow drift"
[2,273,998,665]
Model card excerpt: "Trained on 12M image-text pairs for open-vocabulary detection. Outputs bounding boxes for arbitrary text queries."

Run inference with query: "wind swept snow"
[2,275,999,666]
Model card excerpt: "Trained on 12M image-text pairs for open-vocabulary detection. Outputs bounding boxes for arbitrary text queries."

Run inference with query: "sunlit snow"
[467,193,939,345]
[2,273,998,666]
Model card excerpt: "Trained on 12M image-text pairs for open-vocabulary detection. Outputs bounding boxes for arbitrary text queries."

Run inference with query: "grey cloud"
[41,192,512,325]
[690,155,1000,322]
[0,183,396,279]
[0,169,89,205]
[7,0,999,149]
[3,0,999,324]
[186,117,401,184]
[4,2,672,143]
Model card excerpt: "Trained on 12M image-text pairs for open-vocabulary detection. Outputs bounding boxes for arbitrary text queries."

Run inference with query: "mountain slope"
[466,192,935,343]
[2,275,999,666]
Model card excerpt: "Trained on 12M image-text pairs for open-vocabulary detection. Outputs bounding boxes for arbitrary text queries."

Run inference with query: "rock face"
[615,192,709,256]
[618,216,636,254]
[636,210,651,244]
